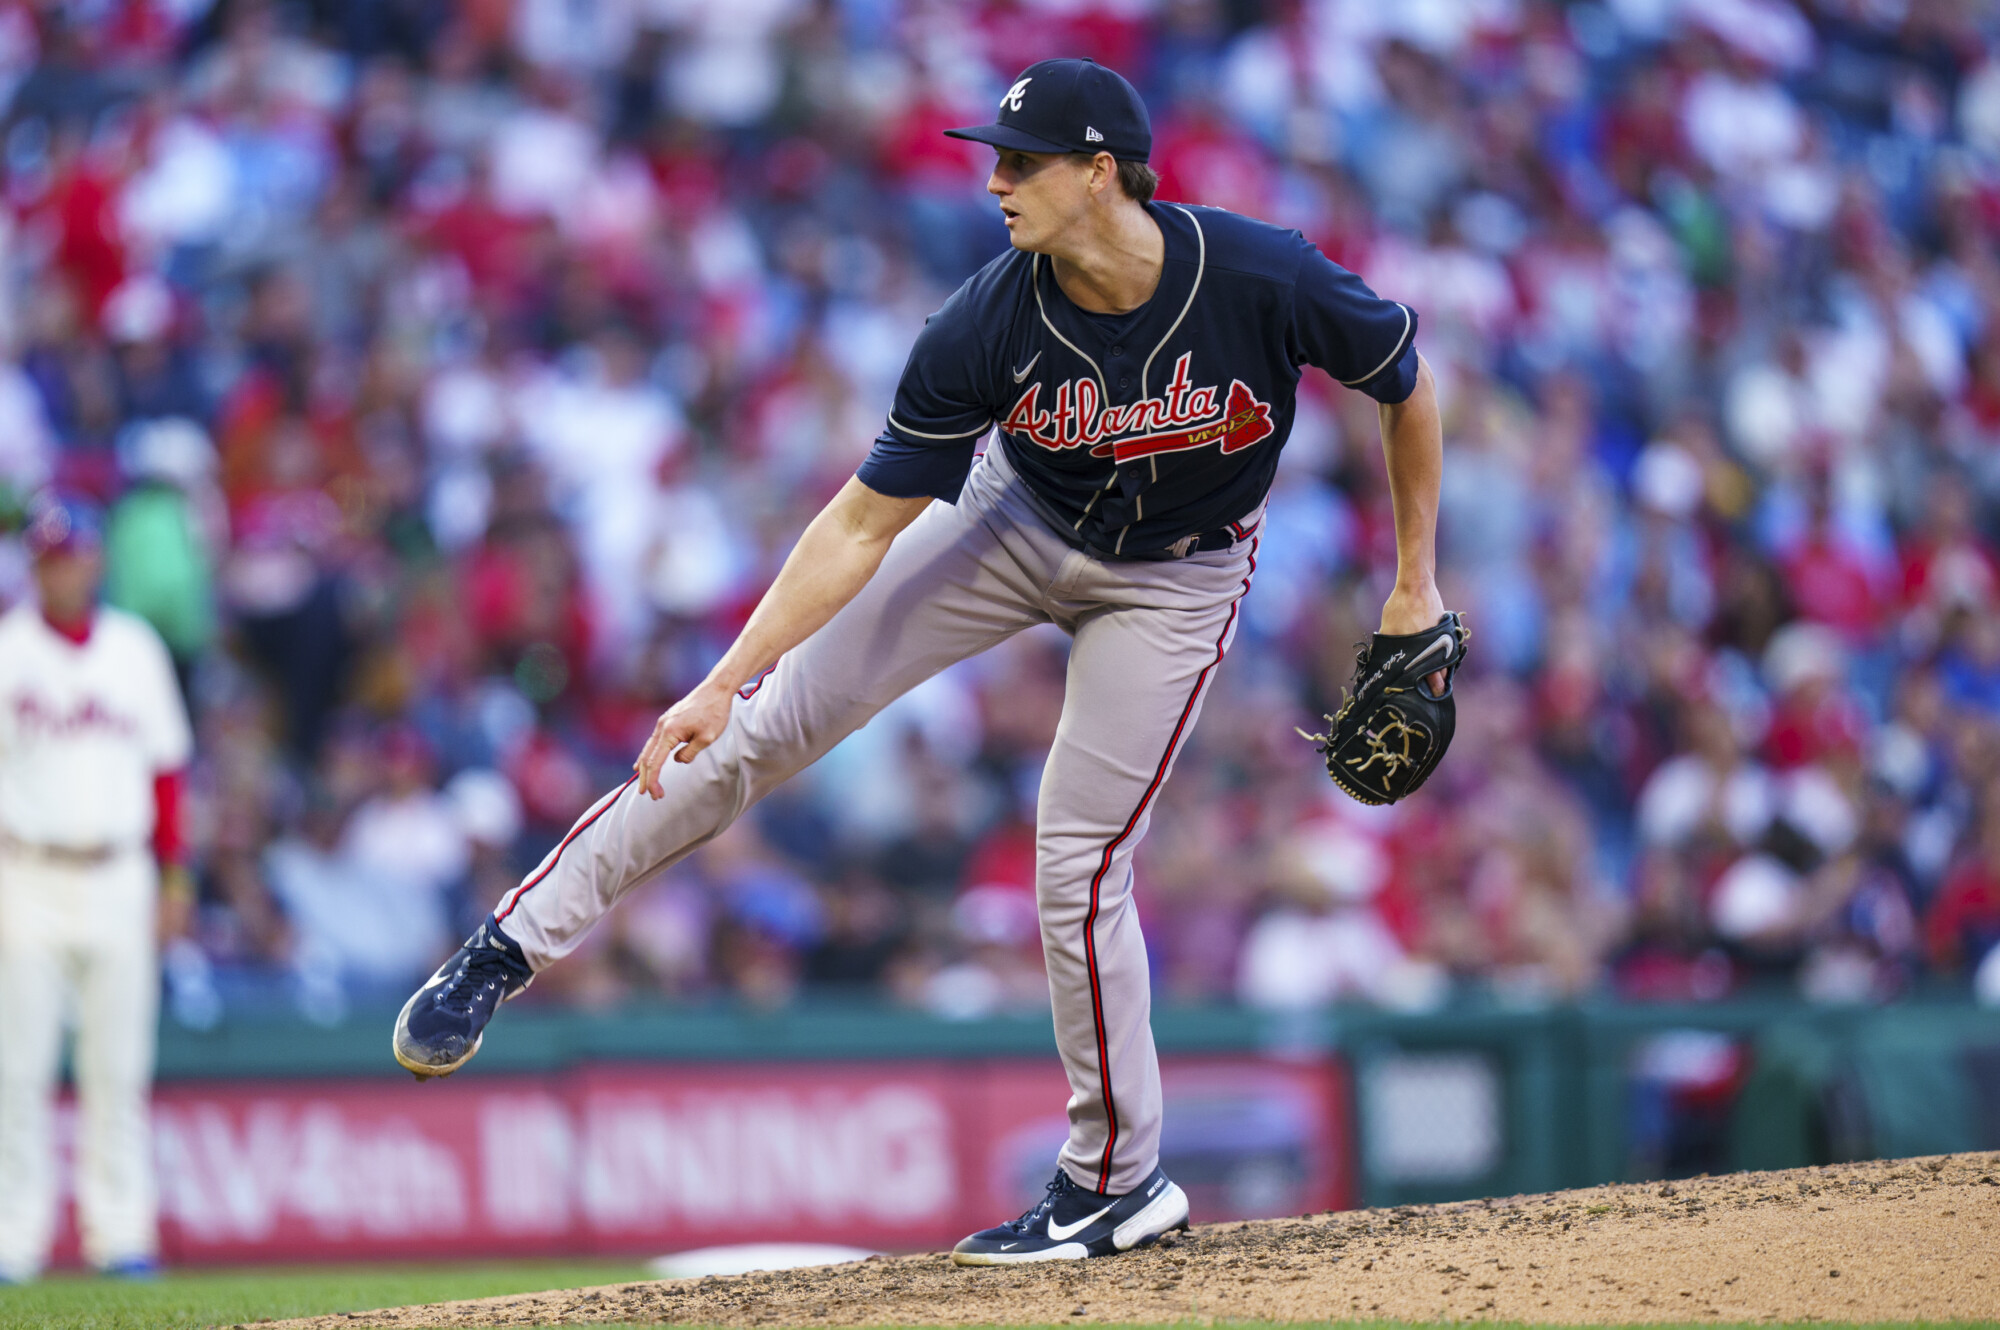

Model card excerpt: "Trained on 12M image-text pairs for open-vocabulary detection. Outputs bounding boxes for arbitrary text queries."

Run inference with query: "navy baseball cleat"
[392,920,533,1079]
[951,1166,1188,1265]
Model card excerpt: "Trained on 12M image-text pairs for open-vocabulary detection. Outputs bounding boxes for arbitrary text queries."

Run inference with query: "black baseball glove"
[1300,612,1470,806]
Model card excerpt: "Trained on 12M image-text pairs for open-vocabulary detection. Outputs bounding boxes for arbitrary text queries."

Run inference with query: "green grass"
[0,1260,652,1329]
[2,1265,1994,1330]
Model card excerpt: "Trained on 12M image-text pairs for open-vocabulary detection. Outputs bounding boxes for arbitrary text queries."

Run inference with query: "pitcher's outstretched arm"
[634,478,931,796]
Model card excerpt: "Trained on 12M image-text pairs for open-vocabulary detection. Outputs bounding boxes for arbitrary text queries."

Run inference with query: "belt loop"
[1168,534,1197,559]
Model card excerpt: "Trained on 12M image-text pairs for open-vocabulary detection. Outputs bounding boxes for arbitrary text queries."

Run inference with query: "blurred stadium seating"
[1,0,1999,1029]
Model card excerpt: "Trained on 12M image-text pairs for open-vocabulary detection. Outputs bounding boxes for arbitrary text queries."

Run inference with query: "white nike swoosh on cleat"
[1012,351,1041,383]
[1045,1201,1117,1241]
[1001,1242,1018,1250]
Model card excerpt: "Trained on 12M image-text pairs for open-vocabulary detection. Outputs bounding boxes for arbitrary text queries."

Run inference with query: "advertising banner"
[47,1054,1349,1265]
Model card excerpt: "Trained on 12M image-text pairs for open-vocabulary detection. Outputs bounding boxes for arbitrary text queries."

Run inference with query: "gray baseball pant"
[494,443,1258,1195]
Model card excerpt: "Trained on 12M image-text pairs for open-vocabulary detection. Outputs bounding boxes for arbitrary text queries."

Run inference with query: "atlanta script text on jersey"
[1000,352,1275,464]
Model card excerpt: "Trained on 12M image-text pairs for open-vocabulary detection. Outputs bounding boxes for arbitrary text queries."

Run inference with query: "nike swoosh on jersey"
[1012,351,1042,383]
[1045,1201,1117,1240]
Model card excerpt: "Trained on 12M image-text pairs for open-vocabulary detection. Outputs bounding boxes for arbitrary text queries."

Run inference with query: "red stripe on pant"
[737,665,778,701]
[1079,539,1258,1191]
[493,775,638,926]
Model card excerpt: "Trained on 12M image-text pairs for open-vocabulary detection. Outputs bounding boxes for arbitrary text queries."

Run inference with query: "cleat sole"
[950,1241,1091,1266]
[1113,1182,1190,1252]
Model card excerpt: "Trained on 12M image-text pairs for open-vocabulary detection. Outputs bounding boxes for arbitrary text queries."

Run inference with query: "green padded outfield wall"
[150,998,2000,1208]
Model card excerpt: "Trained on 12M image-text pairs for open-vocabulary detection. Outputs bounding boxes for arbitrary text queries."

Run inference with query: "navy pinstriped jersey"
[856,202,1418,557]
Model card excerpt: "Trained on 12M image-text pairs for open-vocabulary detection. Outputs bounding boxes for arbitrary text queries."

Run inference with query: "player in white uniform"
[0,494,193,1283]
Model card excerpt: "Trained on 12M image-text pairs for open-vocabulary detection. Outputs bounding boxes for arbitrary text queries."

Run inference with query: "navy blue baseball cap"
[22,490,102,560]
[946,58,1151,163]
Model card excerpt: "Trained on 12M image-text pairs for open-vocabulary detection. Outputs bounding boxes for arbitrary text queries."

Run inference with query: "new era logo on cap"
[945,57,1151,163]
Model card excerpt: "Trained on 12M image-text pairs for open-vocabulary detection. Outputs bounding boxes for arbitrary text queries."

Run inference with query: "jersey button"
[1118,376,1131,391]
[1109,344,1124,357]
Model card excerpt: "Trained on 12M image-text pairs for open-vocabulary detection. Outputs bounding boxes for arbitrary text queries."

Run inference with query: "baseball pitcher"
[396,58,1463,1263]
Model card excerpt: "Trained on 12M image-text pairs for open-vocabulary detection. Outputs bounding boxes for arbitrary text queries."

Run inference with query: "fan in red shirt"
[1779,486,1890,645]
[1927,780,2000,976]
[1899,478,1999,614]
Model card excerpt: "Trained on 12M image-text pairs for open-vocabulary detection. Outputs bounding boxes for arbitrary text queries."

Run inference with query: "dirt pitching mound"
[260,1153,2000,1326]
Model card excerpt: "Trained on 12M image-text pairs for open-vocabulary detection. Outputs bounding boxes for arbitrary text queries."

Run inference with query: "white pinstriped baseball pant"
[495,443,1257,1195]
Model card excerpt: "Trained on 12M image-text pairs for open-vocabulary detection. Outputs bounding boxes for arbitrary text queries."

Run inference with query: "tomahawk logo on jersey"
[858,202,1417,556]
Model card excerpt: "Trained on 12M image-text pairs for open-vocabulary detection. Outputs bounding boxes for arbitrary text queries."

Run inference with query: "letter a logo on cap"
[1002,78,1032,112]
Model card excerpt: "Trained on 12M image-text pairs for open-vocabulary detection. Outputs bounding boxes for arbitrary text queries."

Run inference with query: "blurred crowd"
[2,0,2000,1023]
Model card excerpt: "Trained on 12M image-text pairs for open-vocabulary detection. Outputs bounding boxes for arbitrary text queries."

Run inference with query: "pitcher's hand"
[1379,581,1449,696]
[634,680,736,798]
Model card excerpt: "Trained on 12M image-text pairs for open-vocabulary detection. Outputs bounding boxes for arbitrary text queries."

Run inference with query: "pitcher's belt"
[0,833,134,867]
[1009,467,1260,562]
[1085,519,1256,562]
